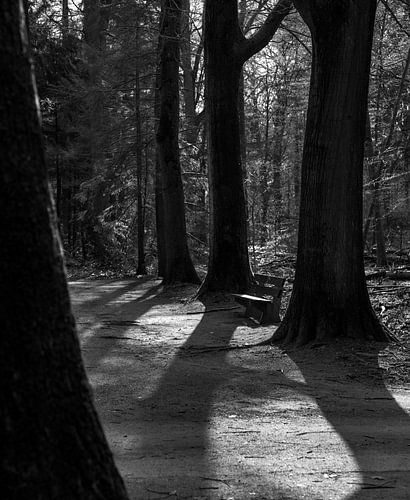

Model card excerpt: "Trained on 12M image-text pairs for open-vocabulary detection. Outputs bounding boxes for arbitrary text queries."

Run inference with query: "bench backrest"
[251,273,285,299]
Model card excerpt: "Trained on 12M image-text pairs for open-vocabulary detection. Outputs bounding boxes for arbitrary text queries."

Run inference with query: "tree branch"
[237,0,293,62]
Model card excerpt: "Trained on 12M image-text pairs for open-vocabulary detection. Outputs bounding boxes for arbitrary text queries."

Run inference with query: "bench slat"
[231,293,271,303]
[250,284,281,298]
[254,273,285,288]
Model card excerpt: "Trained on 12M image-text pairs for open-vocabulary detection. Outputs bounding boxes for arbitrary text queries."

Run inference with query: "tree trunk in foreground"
[0,3,129,498]
[199,0,292,295]
[156,0,200,285]
[272,0,391,345]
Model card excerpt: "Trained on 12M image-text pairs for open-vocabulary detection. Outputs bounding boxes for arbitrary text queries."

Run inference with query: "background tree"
[0,2,129,497]
[27,0,409,284]
[363,1,410,266]
[156,0,201,284]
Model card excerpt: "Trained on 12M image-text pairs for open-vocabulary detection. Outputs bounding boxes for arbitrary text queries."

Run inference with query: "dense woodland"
[1,1,410,497]
[28,0,409,275]
[25,0,410,344]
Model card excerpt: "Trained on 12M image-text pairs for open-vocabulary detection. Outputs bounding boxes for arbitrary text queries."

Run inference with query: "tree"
[135,22,147,276]
[180,0,204,147]
[199,0,292,295]
[81,0,112,262]
[271,0,392,345]
[156,0,201,284]
[0,3,129,497]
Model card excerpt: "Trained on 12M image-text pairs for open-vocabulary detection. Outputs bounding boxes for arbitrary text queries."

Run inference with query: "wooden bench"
[231,273,285,325]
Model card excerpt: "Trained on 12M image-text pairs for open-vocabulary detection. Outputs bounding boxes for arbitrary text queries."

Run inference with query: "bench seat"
[231,293,271,303]
[231,274,285,325]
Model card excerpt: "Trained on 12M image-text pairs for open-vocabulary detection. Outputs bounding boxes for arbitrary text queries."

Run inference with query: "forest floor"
[69,277,410,500]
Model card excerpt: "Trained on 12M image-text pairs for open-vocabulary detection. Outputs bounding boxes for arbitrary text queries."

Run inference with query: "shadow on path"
[134,298,238,496]
[133,299,295,499]
[73,279,164,370]
[71,277,154,311]
[283,341,410,498]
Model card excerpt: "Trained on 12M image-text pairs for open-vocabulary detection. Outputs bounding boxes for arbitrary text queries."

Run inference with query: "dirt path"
[70,278,410,499]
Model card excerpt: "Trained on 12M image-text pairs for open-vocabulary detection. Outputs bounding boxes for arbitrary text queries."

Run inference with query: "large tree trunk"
[272,0,391,345]
[200,0,251,294]
[156,0,200,285]
[199,0,292,295]
[0,3,128,497]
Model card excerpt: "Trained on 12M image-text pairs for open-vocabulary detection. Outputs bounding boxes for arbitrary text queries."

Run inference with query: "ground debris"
[347,480,395,490]
[186,306,241,314]
[145,487,177,497]
[179,343,262,355]
[200,476,230,486]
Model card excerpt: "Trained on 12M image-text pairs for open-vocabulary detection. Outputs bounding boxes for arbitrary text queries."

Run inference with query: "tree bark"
[155,155,167,278]
[272,0,391,345]
[153,59,167,278]
[199,0,292,295]
[82,0,112,263]
[62,0,69,35]
[157,0,200,285]
[180,0,200,147]
[259,77,272,245]
[0,3,128,497]
[135,25,146,275]
[271,85,287,229]
[201,0,250,293]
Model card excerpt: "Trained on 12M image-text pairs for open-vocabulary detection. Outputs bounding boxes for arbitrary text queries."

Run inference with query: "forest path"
[70,278,410,500]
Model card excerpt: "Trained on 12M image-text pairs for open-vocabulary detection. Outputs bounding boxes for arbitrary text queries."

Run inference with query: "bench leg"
[245,301,266,324]
[260,300,281,325]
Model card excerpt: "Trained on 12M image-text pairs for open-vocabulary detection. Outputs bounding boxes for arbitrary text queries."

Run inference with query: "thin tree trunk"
[260,81,271,245]
[365,113,387,266]
[156,0,200,285]
[0,3,129,497]
[293,109,302,213]
[62,0,69,35]
[180,0,199,146]
[271,87,287,229]
[363,198,374,248]
[154,61,167,278]
[55,110,62,225]
[272,0,391,345]
[135,25,146,275]
[82,0,111,262]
